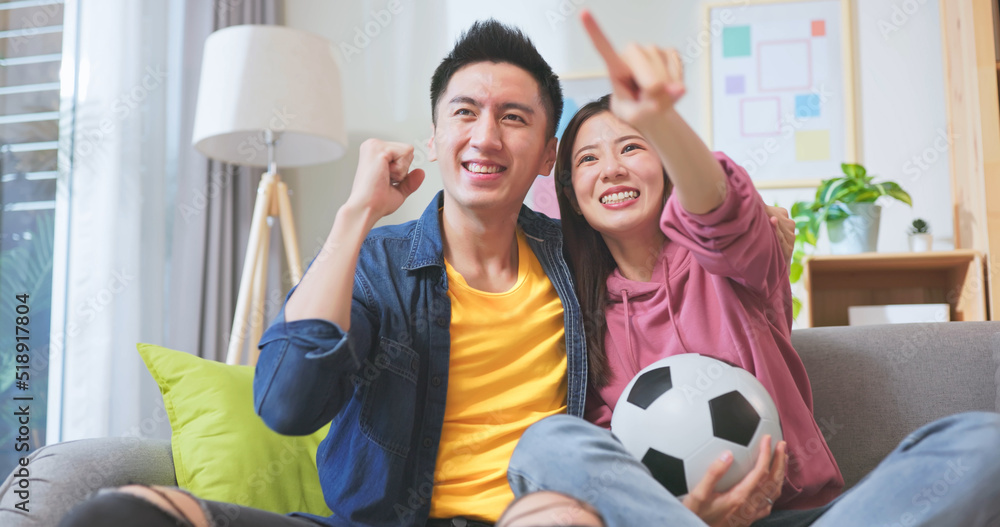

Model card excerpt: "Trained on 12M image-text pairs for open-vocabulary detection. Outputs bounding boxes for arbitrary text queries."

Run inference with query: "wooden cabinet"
[801,250,986,327]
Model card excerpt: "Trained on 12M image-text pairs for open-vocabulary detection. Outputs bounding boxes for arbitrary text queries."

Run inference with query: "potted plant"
[908,218,932,252]
[788,163,912,319]
[793,163,912,255]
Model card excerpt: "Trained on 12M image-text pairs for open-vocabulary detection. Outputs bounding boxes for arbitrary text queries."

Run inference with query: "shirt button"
[435,317,448,327]
[422,437,433,448]
[430,376,442,387]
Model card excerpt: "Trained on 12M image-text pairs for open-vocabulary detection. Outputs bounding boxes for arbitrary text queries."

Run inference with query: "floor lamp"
[192,25,346,365]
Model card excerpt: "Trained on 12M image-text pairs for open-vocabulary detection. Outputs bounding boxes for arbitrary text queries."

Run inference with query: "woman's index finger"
[580,9,628,75]
[580,10,635,88]
[581,11,619,66]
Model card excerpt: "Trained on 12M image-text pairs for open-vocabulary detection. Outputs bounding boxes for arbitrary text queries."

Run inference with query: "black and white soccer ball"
[610,353,782,497]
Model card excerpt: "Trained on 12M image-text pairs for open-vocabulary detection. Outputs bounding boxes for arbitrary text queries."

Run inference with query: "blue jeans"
[507,412,1000,527]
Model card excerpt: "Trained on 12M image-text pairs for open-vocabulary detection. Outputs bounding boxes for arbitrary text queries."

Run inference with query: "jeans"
[57,488,324,527]
[507,412,1000,527]
[57,487,494,527]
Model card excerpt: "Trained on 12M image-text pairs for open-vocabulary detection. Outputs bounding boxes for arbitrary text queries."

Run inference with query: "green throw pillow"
[137,343,332,516]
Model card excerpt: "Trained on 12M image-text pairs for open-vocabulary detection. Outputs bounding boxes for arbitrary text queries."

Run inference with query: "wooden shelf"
[801,250,986,327]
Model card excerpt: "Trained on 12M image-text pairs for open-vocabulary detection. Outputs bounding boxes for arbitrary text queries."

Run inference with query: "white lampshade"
[192,25,347,167]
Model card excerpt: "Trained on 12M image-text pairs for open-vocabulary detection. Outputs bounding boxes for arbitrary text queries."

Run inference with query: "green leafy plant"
[908,218,930,234]
[0,212,54,471]
[788,163,913,320]
[0,212,54,392]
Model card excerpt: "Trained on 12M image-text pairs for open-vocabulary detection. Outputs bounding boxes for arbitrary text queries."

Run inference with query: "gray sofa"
[2,322,999,526]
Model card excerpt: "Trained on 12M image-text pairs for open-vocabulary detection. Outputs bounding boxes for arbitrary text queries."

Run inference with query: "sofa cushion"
[791,322,1000,488]
[137,343,332,516]
[0,437,174,527]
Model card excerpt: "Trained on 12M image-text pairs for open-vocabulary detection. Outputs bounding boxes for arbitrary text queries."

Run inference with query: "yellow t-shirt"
[429,230,568,522]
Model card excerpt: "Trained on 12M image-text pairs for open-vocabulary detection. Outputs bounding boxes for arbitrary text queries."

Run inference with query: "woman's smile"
[599,186,641,207]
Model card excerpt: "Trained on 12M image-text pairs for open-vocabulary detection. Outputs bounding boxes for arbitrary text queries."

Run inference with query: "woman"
[551,91,828,523]
[501,12,1000,527]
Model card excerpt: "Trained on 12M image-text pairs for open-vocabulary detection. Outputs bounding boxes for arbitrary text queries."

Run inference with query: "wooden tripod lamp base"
[191,27,347,365]
[225,171,303,365]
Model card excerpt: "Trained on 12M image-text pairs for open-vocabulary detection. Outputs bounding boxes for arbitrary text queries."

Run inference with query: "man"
[253,19,582,527]
[59,19,793,527]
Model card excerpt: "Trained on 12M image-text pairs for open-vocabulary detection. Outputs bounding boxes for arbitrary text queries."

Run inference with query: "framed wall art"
[706,0,857,189]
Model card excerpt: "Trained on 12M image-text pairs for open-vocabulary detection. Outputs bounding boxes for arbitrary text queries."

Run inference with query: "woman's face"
[569,111,666,241]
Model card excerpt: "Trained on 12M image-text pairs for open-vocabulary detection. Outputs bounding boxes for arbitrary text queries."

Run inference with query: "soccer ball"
[610,354,782,497]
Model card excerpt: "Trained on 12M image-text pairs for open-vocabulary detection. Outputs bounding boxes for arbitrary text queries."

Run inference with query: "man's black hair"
[430,19,564,138]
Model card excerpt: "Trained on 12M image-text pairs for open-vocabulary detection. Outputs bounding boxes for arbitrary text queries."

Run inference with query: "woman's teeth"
[465,162,505,174]
[600,191,639,205]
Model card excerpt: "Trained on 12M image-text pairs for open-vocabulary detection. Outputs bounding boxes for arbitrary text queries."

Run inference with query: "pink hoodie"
[585,152,843,510]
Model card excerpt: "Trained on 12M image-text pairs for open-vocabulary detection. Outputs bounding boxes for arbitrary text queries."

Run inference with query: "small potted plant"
[791,163,912,255]
[788,163,912,320]
[908,218,932,252]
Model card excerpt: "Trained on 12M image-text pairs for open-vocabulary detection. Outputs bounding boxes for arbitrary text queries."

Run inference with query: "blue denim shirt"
[254,192,587,527]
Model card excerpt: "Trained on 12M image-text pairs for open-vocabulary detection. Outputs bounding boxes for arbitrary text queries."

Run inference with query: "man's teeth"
[600,191,639,204]
[465,162,505,174]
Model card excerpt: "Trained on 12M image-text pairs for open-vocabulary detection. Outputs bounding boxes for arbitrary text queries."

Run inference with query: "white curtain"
[50,0,172,441]
[50,0,282,442]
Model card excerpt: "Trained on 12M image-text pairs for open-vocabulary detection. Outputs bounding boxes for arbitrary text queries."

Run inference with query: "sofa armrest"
[792,321,1000,488]
[0,437,175,527]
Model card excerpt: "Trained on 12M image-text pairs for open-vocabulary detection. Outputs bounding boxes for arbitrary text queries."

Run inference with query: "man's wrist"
[338,201,380,233]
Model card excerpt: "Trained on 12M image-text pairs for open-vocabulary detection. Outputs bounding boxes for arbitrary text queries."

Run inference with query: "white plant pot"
[908,233,933,252]
[827,203,881,254]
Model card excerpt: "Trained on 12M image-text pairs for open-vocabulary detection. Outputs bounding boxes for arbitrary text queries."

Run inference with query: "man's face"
[429,61,557,215]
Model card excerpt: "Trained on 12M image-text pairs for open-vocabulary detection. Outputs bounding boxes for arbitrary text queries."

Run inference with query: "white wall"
[855,0,951,252]
[283,0,952,262]
[282,0,447,262]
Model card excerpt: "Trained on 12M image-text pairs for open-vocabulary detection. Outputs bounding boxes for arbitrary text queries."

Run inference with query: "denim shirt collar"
[403,190,563,271]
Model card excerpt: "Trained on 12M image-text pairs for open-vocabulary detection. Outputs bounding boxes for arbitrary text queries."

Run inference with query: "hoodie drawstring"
[618,253,692,378]
[620,289,642,376]
[663,256,691,355]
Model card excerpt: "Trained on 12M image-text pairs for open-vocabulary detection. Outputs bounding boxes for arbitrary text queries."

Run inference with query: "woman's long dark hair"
[555,95,671,388]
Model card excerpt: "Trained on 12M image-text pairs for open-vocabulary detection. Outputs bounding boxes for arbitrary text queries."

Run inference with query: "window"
[0,0,64,476]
